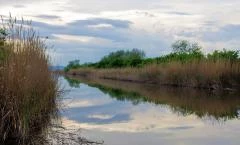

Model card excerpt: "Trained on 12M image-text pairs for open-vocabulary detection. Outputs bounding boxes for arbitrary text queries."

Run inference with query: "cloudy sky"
[0,0,240,65]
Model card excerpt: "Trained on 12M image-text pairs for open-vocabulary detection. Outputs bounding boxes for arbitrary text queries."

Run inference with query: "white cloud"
[61,107,203,133]
[87,23,114,29]
[88,114,114,120]
[1,0,240,65]
[52,34,112,44]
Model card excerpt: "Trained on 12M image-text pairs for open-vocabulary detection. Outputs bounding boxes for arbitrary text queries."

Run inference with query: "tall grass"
[0,17,59,144]
[68,59,240,89]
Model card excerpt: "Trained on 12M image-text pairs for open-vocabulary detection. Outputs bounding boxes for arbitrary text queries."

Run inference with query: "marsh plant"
[0,16,59,144]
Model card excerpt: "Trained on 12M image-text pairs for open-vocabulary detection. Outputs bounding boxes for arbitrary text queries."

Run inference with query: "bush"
[207,49,239,62]
[155,51,204,64]
[95,48,145,68]
[64,59,81,72]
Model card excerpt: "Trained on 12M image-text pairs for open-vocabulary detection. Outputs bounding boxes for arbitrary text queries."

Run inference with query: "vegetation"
[65,77,81,88]
[65,40,240,90]
[64,49,145,71]
[96,48,145,68]
[0,28,8,62]
[0,17,59,144]
[65,40,239,70]
[172,39,202,54]
[64,60,81,72]
[207,49,239,62]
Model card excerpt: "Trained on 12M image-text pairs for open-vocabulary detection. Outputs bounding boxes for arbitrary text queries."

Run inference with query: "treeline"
[64,40,239,72]
[64,49,145,71]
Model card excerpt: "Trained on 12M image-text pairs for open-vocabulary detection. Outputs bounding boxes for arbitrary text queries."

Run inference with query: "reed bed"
[0,17,59,144]
[68,60,240,90]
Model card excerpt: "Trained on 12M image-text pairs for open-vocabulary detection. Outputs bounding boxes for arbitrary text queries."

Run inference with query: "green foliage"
[65,77,81,88]
[207,49,239,62]
[81,62,97,68]
[0,28,7,42]
[96,48,145,68]
[142,58,156,65]
[92,84,146,105]
[155,51,205,64]
[64,59,81,72]
[0,28,8,62]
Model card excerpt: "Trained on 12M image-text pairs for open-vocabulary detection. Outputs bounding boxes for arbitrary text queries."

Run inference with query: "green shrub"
[207,49,239,62]
[155,51,204,64]
[64,59,81,72]
[95,48,145,68]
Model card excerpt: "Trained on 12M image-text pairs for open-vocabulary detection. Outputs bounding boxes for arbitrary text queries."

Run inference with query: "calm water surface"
[60,76,240,145]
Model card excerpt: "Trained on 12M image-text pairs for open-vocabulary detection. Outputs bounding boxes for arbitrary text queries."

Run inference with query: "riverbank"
[65,60,240,90]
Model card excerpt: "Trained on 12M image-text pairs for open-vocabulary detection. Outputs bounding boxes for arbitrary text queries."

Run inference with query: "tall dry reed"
[68,60,240,89]
[0,16,59,144]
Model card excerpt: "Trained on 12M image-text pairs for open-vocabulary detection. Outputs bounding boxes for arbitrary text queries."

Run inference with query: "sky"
[0,0,240,65]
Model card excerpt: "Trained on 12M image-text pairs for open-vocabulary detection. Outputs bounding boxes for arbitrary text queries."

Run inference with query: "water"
[60,76,240,145]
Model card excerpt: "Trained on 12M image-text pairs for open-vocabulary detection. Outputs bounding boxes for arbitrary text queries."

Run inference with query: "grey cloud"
[34,15,60,19]
[202,24,240,42]
[0,0,49,7]
[177,30,196,38]
[203,20,217,26]
[53,47,111,65]
[167,126,194,130]
[135,11,156,17]
[13,5,25,8]
[31,18,132,42]
[167,11,191,16]
[68,18,132,29]
[66,0,171,13]
[51,39,114,51]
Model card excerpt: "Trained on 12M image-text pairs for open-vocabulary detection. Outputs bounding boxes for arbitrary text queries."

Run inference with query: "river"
[59,76,240,145]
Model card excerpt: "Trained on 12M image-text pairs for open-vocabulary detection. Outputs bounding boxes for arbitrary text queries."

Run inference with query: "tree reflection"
[65,76,240,121]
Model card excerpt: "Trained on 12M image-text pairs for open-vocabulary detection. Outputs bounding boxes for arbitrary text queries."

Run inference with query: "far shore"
[63,46,240,91]
[62,65,240,91]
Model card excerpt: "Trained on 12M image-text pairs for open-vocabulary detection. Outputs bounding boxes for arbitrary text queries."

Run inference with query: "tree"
[97,48,145,68]
[172,40,202,54]
[64,59,80,72]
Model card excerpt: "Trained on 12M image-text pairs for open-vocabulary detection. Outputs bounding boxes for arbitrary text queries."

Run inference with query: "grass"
[67,59,240,90]
[0,17,59,144]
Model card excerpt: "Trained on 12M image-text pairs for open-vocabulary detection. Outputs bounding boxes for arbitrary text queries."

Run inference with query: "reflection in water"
[62,76,240,145]
[65,76,240,121]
